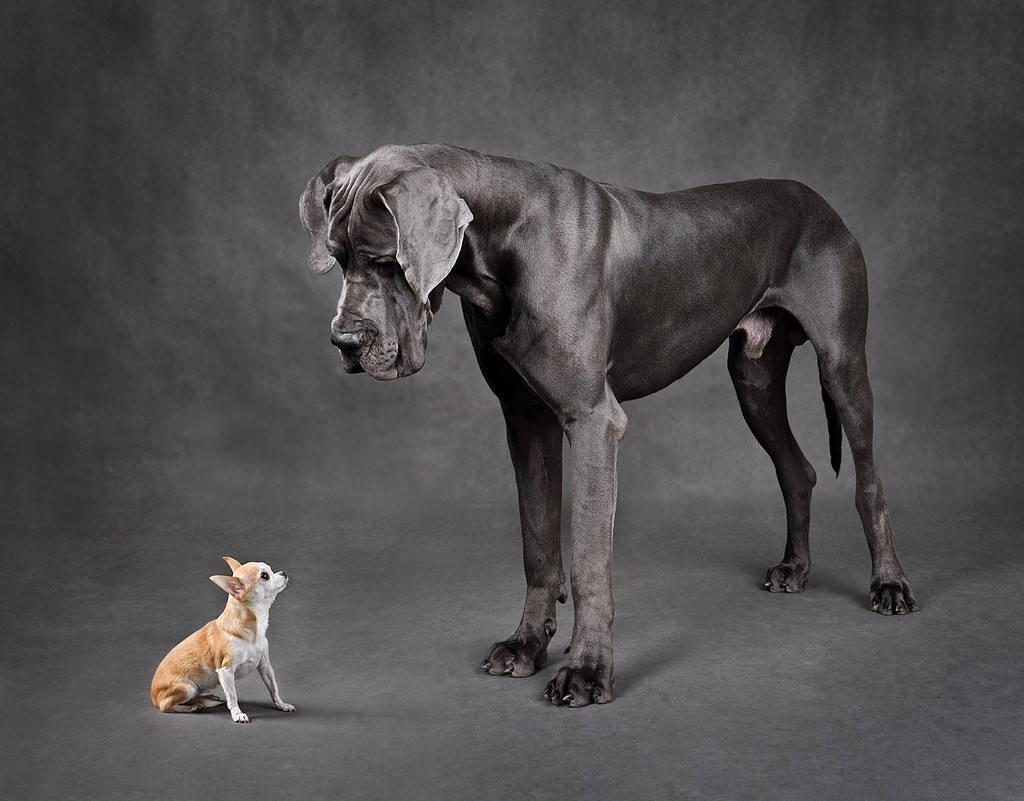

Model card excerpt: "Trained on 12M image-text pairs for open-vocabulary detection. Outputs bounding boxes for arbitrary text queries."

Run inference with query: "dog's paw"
[764,562,809,593]
[480,627,552,678]
[276,701,296,712]
[543,661,614,707]
[231,711,250,724]
[870,577,919,615]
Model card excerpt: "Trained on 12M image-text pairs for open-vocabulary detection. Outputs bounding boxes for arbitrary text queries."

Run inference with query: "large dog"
[299,144,917,707]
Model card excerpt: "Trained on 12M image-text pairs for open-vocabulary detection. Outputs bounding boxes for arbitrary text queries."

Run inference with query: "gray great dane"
[299,144,918,707]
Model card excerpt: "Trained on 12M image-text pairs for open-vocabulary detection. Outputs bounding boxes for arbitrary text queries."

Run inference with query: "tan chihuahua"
[151,557,295,723]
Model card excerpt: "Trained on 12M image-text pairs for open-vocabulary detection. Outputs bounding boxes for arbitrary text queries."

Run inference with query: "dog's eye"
[260,571,269,581]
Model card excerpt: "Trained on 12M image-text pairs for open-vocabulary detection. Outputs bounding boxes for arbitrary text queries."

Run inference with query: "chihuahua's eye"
[260,571,269,581]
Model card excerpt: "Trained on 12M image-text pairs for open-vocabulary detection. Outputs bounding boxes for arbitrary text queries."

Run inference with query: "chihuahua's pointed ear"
[222,556,242,574]
[210,574,245,597]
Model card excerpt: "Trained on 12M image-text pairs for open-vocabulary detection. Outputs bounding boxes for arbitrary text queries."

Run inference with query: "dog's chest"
[229,635,266,679]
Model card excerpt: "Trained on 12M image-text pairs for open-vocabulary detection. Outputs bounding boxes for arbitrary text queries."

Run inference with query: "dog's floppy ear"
[298,174,337,275]
[210,574,246,597]
[299,156,358,275]
[222,556,242,574]
[375,167,473,304]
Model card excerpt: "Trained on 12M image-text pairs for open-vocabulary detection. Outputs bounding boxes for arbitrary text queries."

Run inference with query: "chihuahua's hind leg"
[159,683,222,713]
[156,681,202,713]
[171,702,205,713]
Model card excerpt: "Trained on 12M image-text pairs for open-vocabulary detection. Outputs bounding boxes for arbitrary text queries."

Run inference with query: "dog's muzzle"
[332,328,372,374]
[331,329,366,356]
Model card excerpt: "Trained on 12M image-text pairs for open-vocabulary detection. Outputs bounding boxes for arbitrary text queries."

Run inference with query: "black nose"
[278,570,288,579]
[331,329,366,353]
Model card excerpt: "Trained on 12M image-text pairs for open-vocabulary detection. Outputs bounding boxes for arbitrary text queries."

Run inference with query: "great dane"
[299,144,918,707]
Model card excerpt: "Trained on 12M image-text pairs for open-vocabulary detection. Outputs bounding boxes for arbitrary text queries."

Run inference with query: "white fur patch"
[734,309,782,359]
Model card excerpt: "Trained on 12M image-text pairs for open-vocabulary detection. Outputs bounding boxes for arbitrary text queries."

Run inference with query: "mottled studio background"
[3,1,1022,799]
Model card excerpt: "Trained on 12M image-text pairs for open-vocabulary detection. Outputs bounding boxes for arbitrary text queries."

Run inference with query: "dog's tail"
[821,385,842,476]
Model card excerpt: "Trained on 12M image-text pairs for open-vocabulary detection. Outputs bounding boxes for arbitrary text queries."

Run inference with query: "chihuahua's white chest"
[229,633,267,680]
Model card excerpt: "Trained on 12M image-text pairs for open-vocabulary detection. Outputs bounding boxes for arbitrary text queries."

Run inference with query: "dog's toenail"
[480,660,492,671]
[503,664,514,674]
[562,694,573,704]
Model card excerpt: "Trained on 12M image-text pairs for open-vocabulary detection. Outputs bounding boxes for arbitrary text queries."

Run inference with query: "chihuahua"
[151,557,295,723]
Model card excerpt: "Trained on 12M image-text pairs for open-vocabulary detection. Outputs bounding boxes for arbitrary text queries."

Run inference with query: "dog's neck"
[418,146,543,322]
[218,595,271,641]
[444,260,504,319]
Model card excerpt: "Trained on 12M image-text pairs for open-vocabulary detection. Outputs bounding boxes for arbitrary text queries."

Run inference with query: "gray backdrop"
[3,1,1023,799]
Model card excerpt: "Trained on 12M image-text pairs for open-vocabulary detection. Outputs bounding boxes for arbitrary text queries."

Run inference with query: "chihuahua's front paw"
[275,701,296,712]
[231,710,250,724]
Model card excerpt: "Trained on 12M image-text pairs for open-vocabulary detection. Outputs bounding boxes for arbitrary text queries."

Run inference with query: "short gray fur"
[299,144,917,707]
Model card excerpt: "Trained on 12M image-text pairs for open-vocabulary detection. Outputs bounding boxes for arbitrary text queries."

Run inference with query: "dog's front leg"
[481,393,566,678]
[216,667,248,723]
[257,651,295,712]
[470,340,567,679]
[544,392,627,707]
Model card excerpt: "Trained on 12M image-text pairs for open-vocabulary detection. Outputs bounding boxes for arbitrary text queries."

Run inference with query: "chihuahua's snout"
[278,570,288,579]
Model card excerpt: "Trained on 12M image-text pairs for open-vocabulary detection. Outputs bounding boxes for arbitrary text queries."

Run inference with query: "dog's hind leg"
[816,346,918,613]
[155,681,201,713]
[729,311,817,592]
[789,228,918,614]
[170,702,205,713]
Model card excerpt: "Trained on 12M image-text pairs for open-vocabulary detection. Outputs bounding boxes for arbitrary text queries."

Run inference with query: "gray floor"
[5,486,1022,801]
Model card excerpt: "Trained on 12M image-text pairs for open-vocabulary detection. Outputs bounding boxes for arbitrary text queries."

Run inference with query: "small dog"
[150,557,295,723]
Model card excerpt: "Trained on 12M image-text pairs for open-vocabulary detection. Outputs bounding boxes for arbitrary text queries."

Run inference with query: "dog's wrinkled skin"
[299,144,918,707]
[298,152,471,380]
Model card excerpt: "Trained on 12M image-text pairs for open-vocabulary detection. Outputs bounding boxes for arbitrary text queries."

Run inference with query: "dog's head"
[210,556,289,607]
[299,146,473,380]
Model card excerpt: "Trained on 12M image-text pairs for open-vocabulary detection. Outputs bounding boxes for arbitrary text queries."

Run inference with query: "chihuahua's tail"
[194,695,225,708]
